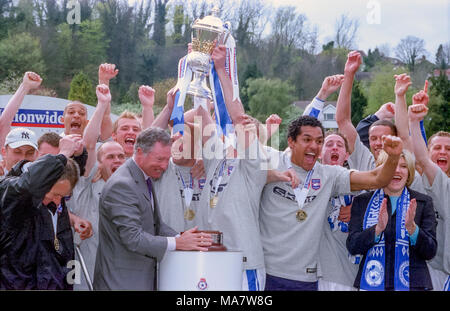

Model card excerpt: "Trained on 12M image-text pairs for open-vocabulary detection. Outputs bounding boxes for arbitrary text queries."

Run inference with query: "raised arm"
[82,84,111,176]
[0,72,42,147]
[408,102,438,184]
[211,44,245,124]
[152,87,176,130]
[393,73,413,151]
[349,135,402,191]
[303,74,344,119]
[138,85,155,129]
[265,114,282,143]
[335,51,362,154]
[98,63,118,141]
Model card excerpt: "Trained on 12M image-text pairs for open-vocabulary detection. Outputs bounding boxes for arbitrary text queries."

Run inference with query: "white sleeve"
[302,97,324,121]
[422,169,449,221]
[166,236,177,251]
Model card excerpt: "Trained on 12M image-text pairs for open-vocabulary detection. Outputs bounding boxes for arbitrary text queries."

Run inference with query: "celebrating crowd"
[0,44,448,291]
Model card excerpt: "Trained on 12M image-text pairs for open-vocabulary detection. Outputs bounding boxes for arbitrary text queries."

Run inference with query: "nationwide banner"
[0,95,118,138]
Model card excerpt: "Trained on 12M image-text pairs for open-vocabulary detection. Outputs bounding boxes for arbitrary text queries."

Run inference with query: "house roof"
[293,101,337,110]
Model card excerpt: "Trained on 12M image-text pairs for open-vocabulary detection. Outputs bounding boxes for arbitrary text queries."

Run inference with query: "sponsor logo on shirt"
[209,180,228,194]
[273,186,317,204]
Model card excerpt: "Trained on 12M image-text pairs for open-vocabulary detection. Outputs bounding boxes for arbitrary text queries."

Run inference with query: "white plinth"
[158,250,243,291]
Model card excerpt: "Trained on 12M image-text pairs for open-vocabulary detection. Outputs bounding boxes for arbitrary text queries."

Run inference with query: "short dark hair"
[37,132,61,149]
[369,119,397,136]
[287,115,324,142]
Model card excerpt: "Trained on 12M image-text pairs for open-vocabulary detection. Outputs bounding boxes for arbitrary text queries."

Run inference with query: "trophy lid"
[192,7,226,34]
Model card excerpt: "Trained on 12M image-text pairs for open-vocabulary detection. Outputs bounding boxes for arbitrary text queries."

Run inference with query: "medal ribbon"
[177,169,194,208]
[47,203,62,252]
[286,155,315,212]
[213,159,227,197]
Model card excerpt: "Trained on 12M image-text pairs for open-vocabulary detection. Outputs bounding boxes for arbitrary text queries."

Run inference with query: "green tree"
[351,80,368,126]
[245,77,300,149]
[240,63,262,111]
[153,0,169,46]
[423,73,450,135]
[435,44,448,70]
[0,32,46,80]
[363,48,384,71]
[363,64,416,115]
[0,0,16,40]
[68,71,96,106]
[171,3,185,44]
[57,20,108,78]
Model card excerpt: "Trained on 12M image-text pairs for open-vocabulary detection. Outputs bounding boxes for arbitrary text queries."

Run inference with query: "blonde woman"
[347,150,437,291]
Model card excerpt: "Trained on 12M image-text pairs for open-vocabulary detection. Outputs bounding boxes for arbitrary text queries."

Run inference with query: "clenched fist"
[382,135,403,157]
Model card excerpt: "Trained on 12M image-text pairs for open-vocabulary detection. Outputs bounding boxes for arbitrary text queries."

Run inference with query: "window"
[324,113,335,121]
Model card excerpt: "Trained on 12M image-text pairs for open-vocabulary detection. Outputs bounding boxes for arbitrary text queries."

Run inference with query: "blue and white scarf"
[360,188,411,291]
[328,194,353,233]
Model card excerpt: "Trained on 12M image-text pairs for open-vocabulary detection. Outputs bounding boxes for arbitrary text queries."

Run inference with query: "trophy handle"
[221,21,232,45]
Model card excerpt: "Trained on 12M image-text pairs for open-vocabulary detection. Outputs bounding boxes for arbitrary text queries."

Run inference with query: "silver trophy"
[172,7,239,136]
[184,7,231,101]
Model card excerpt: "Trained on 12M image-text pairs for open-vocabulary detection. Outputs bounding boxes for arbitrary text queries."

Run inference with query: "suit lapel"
[126,159,160,231]
[127,158,151,203]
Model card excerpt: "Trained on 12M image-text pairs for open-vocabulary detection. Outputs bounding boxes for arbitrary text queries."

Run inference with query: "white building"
[293,100,338,130]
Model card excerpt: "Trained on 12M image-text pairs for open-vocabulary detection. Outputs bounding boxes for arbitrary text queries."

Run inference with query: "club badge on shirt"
[198,178,206,189]
[311,179,321,190]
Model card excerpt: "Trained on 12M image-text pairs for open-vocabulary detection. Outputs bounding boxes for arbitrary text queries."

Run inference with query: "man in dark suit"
[93,127,212,290]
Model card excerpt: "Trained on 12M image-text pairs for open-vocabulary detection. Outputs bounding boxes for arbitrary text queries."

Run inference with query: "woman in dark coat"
[347,150,437,291]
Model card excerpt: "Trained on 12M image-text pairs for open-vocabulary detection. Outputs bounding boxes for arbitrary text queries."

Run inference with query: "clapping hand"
[375,198,389,236]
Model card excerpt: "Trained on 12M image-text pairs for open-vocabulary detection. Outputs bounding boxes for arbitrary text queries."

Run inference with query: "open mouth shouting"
[304,152,316,165]
[330,152,340,162]
[436,157,448,168]
[124,137,136,147]
[70,121,82,133]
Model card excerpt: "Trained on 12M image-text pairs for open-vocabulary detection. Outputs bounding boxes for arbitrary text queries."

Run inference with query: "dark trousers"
[265,274,318,291]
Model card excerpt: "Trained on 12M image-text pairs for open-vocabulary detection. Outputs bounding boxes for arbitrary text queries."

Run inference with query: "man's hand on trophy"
[176,227,213,251]
[211,44,227,71]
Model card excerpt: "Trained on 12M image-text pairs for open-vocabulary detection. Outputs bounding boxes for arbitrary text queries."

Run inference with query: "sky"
[266,0,449,57]
[127,0,449,58]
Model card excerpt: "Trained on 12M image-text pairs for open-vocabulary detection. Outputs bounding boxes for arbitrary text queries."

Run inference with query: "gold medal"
[184,209,195,221]
[54,236,60,252]
[296,210,307,222]
[210,196,219,208]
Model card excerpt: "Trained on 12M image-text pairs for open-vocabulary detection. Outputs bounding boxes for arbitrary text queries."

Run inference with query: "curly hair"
[287,115,324,142]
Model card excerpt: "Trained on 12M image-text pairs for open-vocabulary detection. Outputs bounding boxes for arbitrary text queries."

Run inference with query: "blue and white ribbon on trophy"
[170,29,239,149]
[170,55,191,135]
